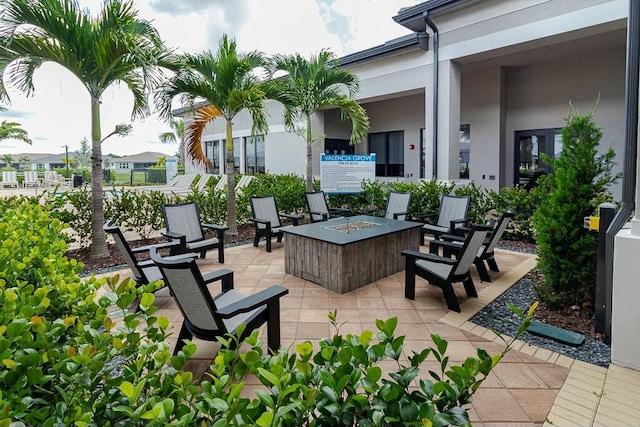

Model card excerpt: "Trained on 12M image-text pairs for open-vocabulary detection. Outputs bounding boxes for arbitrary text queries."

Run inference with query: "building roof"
[115,151,177,163]
[393,0,472,32]
[4,152,54,162]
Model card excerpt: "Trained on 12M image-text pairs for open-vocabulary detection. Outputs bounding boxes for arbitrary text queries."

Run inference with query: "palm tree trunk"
[225,119,238,235]
[306,114,313,192]
[89,96,109,259]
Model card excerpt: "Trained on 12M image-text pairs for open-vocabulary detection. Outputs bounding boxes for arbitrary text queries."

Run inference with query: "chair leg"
[199,250,206,259]
[486,255,499,272]
[173,323,193,356]
[441,283,461,313]
[266,234,272,252]
[253,234,260,248]
[462,276,478,298]
[475,258,492,283]
[266,300,282,353]
[218,246,225,264]
[404,258,416,300]
[221,271,234,292]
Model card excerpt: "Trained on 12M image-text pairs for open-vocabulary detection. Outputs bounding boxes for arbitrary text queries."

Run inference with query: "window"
[324,138,354,155]
[420,129,426,179]
[244,135,265,174]
[514,128,562,188]
[205,140,221,174]
[369,131,404,177]
[233,137,241,173]
[459,124,470,179]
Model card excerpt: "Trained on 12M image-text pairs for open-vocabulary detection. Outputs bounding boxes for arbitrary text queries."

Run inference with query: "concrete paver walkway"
[95,240,640,426]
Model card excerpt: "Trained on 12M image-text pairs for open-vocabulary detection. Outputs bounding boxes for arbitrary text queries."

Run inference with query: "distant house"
[105,151,177,172]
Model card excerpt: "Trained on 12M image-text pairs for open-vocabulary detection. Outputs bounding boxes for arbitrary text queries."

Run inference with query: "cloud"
[315,0,355,53]
[0,108,35,120]
[149,0,250,53]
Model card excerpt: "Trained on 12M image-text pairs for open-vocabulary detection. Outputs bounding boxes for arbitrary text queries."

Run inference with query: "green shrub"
[105,188,172,240]
[0,199,194,425]
[532,105,619,308]
[490,185,540,242]
[195,307,536,426]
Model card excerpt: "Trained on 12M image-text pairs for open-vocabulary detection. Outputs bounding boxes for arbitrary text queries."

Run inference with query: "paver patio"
[93,238,640,426]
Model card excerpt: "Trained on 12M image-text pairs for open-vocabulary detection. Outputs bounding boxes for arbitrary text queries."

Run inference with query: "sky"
[0,0,421,157]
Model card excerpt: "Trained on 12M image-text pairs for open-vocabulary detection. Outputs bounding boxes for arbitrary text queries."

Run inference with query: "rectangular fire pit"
[282,215,422,293]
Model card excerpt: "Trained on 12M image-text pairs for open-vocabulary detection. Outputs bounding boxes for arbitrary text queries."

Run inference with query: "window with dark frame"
[460,124,470,179]
[205,140,221,174]
[244,135,265,174]
[368,131,404,177]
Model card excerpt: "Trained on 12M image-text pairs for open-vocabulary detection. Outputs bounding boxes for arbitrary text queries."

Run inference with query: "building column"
[424,60,461,181]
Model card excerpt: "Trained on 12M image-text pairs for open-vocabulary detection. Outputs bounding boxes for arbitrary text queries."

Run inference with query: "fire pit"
[326,221,379,233]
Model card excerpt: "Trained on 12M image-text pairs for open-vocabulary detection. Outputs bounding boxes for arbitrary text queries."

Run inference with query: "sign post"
[165,158,178,184]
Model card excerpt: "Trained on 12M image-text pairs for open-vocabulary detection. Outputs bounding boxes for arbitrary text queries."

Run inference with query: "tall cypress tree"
[532,103,619,309]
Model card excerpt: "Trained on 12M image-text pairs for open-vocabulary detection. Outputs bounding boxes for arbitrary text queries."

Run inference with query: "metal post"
[62,145,69,178]
[595,202,616,343]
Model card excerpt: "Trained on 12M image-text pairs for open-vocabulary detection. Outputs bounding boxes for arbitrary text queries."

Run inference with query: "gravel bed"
[470,277,611,367]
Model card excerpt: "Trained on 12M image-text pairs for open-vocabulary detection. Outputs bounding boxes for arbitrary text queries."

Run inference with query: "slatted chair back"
[305,191,330,222]
[23,171,39,187]
[1,171,18,187]
[437,195,470,228]
[452,226,491,276]
[235,175,255,195]
[214,176,227,192]
[159,257,227,333]
[384,191,412,220]
[163,202,205,243]
[104,222,147,283]
[251,196,282,229]
[484,211,514,254]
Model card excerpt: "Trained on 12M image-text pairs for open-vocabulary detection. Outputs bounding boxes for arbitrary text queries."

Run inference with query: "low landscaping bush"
[45,172,541,247]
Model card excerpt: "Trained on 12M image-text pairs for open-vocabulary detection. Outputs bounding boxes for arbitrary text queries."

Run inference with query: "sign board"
[320,154,376,194]
[165,158,178,184]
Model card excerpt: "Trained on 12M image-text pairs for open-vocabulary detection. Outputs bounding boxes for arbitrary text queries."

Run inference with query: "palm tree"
[18,155,30,170]
[0,105,31,144]
[0,0,173,258]
[2,153,13,169]
[156,34,269,235]
[265,49,370,192]
[159,118,185,164]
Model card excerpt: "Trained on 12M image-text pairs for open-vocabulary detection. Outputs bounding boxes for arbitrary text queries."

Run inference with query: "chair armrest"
[307,210,329,221]
[414,213,437,223]
[251,218,271,226]
[202,223,229,232]
[131,239,182,254]
[202,268,233,284]
[450,218,469,227]
[215,285,289,318]
[440,234,466,243]
[392,210,410,220]
[401,249,457,265]
[429,239,463,255]
[281,213,303,226]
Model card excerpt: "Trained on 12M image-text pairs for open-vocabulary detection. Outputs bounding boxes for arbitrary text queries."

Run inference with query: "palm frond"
[184,104,223,170]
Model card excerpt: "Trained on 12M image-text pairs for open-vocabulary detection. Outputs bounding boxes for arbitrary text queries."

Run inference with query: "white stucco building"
[181,0,628,197]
